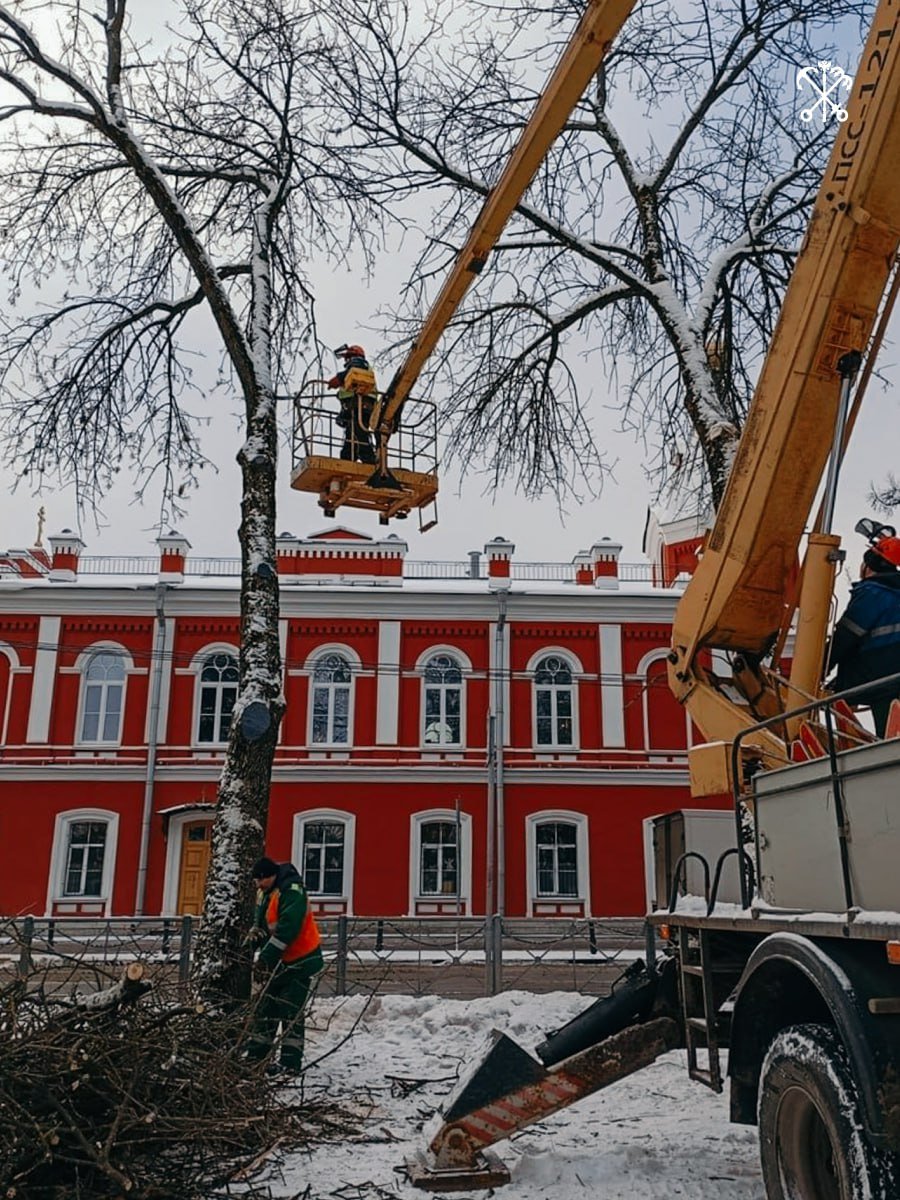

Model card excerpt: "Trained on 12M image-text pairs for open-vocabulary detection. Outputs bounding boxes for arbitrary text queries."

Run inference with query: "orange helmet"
[335,343,366,359]
[873,535,900,568]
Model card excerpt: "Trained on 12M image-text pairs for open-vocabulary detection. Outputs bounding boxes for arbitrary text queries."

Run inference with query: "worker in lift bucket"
[327,344,377,465]
[828,531,900,736]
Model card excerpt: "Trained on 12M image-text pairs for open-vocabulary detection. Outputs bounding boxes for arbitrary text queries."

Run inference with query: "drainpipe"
[135,582,168,915]
[494,590,508,916]
[485,711,496,917]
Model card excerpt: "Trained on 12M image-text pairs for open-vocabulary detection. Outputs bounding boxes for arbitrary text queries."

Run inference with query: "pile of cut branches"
[0,954,349,1199]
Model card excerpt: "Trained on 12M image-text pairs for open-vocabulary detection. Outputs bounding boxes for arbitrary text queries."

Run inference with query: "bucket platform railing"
[291,384,439,530]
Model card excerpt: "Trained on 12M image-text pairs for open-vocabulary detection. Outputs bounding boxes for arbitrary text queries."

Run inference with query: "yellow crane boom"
[371,0,636,437]
[669,0,900,758]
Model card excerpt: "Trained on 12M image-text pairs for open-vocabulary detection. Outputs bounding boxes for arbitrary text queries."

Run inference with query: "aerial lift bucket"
[406,959,679,1191]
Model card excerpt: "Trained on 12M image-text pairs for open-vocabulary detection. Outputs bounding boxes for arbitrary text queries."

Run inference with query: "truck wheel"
[758,1023,898,1200]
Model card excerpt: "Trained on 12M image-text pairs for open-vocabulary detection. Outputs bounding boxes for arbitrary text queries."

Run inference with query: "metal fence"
[75,555,661,584]
[1,915,196,984]
[1,915,654,999]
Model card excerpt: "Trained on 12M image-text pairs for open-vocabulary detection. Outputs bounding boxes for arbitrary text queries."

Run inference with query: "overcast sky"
[2,1,897,577]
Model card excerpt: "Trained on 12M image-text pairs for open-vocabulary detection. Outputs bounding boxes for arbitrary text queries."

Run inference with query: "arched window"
[197,651,239,744]
[422,652,463,745]
[79,650,126,744]
[533,653,576,747]
[535,820,579,896]
[311,652,352,745]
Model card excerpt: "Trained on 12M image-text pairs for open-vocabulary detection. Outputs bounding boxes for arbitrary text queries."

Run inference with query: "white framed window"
[410,809,472,912]
[417,646,470,747]
[196,650,239,745]
[64,820,108,895]
[292,810,355,907]
[80,652,126,743]
[305,645,359,747]
[526,811,590,909]
[74,643,132,746]
[47,809,119,914]
[536,821,578,895]
[420,820,459,895]
[529,649,581,749]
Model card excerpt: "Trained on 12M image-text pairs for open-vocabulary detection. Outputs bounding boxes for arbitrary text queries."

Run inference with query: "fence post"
[17,915,34,978]
[482,916,493,997]
[485,914,503,996]
[179,915,193,985]
[335,915,348,996]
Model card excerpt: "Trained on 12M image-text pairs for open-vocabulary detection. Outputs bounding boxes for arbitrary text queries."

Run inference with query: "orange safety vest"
[265,889,321,963]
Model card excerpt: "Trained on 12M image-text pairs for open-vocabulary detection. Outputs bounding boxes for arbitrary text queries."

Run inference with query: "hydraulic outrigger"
[407,960,680,1191]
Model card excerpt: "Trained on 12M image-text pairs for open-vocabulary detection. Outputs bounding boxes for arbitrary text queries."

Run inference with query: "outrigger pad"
[442,1030,545,1123]
[406,1148,511,1192]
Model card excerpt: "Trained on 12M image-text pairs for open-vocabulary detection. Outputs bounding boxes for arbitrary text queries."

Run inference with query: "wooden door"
[177,821,212,915]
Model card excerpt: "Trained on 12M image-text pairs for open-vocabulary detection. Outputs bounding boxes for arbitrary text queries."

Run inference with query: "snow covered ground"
[268,991,765,1200]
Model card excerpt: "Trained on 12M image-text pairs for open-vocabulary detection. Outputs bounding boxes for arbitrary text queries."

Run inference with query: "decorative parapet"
[280,528,407,584]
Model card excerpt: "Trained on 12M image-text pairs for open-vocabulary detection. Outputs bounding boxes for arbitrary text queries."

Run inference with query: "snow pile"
[271,990,764,1199]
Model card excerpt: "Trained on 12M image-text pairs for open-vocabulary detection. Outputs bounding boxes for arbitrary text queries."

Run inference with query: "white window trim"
[415,645,471,749]
[0,642,21,748]
[636,648,692,753]
[526,647,583,752]
[292,808,356,911]
[526,810,590,913]
[303,644,361,749]
[409,808,472,915]
[161,810,215,915]
[46,808,120,916]
[74,642,134,748]
[189,642,240,748]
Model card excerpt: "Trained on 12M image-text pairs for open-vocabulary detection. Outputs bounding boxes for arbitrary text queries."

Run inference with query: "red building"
[0,519,717,921]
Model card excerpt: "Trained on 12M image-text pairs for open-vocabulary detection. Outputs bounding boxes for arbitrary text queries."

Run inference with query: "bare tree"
[0,0,379,998]
[328,0,869,509]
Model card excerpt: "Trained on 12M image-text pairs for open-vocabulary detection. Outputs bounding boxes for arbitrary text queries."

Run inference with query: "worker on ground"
[327,343,377,465]
[245,856,324,1075]
[828,533,900,736]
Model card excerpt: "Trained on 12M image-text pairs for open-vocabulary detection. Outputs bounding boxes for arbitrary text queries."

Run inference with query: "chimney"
[573,550,593,586]
[276,531,301,580]
[157,531,191,583]
[484,536,515,590]
[48,529,86,582]
[591,538,622,590]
